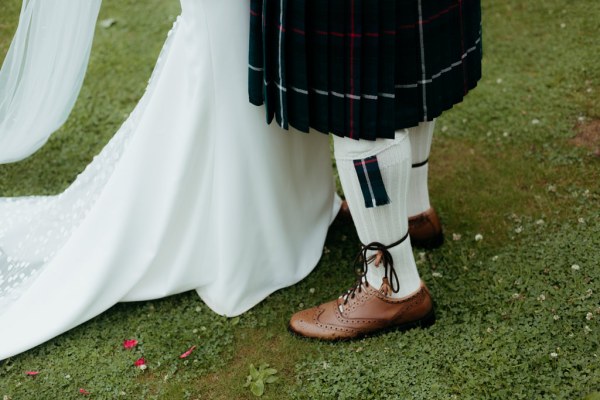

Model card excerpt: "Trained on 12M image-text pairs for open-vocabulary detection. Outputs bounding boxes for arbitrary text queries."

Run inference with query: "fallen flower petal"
[25,371,40,376]
[123,339,138,349]
[79,388,91,396]
[99,18,116,29]
[134,357,146,367]
[179,345,197,359]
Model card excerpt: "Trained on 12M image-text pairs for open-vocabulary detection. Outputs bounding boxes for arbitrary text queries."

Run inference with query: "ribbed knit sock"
[407,120,435,217]
[333,131,421,299]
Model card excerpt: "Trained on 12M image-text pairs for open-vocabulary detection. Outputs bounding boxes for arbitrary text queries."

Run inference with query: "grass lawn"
[1,0,599,399]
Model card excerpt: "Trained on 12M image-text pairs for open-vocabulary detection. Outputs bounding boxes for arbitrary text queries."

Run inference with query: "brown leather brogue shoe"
[288,281,435,341]
[408,207,444,249]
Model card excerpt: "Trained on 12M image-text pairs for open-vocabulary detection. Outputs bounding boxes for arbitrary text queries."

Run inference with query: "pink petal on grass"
[179,345,197,359]
[134,357,146,367]
[123,339,138,349]
[79,388,91,396]
[25,371,40,376]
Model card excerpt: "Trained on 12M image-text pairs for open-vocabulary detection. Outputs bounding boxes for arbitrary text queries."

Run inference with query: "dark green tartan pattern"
[249,0,482,140]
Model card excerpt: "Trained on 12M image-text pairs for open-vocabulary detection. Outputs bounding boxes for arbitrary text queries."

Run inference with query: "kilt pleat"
[249,0,482,140]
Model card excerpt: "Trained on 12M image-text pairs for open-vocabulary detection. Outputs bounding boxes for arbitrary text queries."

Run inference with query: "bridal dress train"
[0,0,339,359]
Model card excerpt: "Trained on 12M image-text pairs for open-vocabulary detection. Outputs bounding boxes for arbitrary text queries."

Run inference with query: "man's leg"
[407,121,444,248]
[335,121,444,248]
[289,131,434,340]
[334,131,421,299]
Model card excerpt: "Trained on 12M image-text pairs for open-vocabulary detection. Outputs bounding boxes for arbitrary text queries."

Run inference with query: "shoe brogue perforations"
[289,282,434,340]
[408,208,444,249]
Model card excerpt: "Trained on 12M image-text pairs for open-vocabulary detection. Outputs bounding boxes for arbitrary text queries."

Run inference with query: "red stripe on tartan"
[397,4,459,29]
[353,157,379,166]
[315,30,344,37]
[276,25,306,35]
[292,27,305,35]
[312,31,396,37]
[250,3,459,36]
[315,30,391,38]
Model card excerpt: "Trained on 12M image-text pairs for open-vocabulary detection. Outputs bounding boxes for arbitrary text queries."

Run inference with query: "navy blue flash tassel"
[353,156,390,208]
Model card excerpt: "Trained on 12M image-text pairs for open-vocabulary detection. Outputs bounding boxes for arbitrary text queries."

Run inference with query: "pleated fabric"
[249,0,483,140]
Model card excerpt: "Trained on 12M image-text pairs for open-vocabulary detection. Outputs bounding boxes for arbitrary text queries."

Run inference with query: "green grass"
[1,0,599,399]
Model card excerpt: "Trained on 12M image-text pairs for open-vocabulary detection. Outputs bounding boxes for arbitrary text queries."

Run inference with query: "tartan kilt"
[248,0,483,140]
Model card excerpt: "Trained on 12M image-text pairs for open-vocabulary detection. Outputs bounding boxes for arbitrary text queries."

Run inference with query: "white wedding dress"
[0,0,339,359]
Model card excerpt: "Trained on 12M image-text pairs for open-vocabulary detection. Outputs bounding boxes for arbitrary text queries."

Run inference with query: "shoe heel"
[411,232,444,249]
[392,308,436,334]
[419,309,436,329]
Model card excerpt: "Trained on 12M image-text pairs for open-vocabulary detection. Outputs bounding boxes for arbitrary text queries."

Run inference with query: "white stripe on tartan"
[248,64,264,72]
[262,81,397,101]
[253,32,481,100]
[273,81,287,92]
[398,36,482,87]
[277,0,286,126]
[395,83,419,89]
[417,0,428,120]
[291,86,309,95]
[361,160,378,207]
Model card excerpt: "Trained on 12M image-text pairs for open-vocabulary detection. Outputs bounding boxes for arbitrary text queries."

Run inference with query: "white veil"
[0,0,102,164]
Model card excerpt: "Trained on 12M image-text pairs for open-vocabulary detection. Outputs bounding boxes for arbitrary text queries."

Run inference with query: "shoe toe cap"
[289,302,356,340]
[288,307,322,337]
